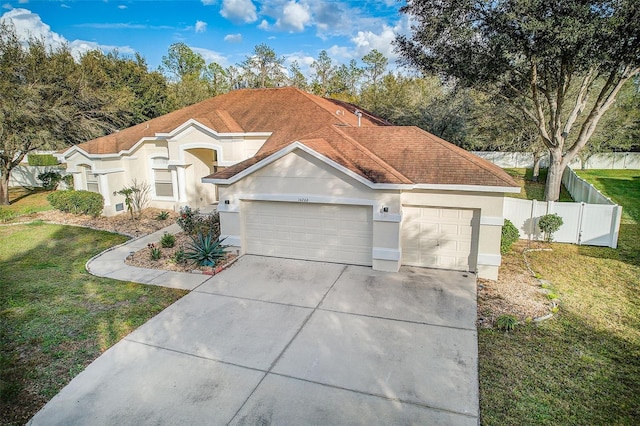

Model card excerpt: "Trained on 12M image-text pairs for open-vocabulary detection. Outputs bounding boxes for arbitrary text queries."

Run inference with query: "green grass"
[575,169,640,224]
[479,168,640,424]
[0,187,53,221]
[0,223,186,425]
[503,168,574,201]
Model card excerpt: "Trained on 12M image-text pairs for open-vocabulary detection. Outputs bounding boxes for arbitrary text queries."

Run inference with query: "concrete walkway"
[86,223,212,291]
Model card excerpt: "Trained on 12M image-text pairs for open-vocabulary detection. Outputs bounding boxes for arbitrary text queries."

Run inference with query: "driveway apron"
[29,255,479,426]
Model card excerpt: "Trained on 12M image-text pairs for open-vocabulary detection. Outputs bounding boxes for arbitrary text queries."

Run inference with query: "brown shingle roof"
[336,126,518,187]
[67,87,387,156]
[67,87,516,189]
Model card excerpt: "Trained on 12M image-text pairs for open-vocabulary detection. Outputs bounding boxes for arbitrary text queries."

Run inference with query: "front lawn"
[479,168,640,424]
[0,188,53,221]
[0,223,187,425]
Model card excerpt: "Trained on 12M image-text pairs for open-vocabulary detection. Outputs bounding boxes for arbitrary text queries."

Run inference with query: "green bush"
[47,190,104,217]
[37,171,62,190]
[185,234,228,266]
[538,213,564,242]
[495,314,518,332]
[156,211,170,220]
[177,206,220,236]
[160,232,175,248]
[62,174,74,189]
[27,154,59,166]
[500,219,520,254]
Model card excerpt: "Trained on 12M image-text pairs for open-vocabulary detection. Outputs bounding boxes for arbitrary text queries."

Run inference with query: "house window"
[154,169,174,197]
[152,157,174,198]
[84,167,99,193]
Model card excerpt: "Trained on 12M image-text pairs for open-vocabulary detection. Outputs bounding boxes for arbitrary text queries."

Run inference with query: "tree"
[239,44,286,88]
[362,49,388,88]
[288,61,308,90]
[204,62,230,96]
[310,50,335,96]
[397,0,640,201]
[161,42,205,82]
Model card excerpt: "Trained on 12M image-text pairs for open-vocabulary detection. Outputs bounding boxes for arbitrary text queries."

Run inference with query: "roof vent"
[336,110,344,116]
[354,109,362,127]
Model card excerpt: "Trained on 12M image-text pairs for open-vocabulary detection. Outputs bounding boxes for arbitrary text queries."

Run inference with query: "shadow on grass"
[0,222,186,426]
[479,309,640,425]
[8,187,44,204]
[577,224,640,267]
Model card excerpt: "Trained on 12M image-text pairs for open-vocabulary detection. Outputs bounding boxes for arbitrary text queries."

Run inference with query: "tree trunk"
[545,148,564,201]
[532,152,542,182]
[0,171,10,205]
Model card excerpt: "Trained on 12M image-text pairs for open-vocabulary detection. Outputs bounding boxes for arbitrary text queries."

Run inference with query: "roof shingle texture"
[71,87,517,188]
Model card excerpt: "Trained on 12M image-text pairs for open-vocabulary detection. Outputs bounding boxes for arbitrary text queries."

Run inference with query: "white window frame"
[149,156,177,201]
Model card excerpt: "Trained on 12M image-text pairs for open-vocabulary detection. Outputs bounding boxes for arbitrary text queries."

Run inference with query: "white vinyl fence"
[473,151,640,169]
[503,167,622,248]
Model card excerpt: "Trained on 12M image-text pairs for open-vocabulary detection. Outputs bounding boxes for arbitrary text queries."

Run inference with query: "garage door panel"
[243,201,372,266]
[401,206,477,272]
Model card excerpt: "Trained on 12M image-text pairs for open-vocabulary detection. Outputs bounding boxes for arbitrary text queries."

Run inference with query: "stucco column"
[176,165,188,203]
[98,174,110,206]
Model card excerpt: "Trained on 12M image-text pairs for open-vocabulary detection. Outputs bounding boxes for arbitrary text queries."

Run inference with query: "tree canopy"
[396,0,640,200]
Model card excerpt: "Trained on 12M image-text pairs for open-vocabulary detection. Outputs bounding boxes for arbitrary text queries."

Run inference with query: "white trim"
[149,154,177,201]
[90,168,124,175]
[58,119,271,160]
[413,183,521,193]
[372,248,401,261]
[374,213,402,223]
[221,235,241,247]
[477,253,501,266]
[480,216,505,226]
[203,142,520,194]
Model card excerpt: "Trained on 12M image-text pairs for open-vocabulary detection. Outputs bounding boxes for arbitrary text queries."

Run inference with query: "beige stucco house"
[59,87,519,279]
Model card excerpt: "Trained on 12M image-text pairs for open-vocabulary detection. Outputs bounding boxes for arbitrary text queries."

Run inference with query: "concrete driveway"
[29,255,479,425]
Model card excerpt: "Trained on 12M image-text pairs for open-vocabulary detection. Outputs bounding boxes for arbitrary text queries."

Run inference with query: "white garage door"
[243,201,373,266]
[401,206,477,271]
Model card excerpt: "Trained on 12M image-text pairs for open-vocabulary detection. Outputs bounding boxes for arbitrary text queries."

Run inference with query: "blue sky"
[0,1,409,76]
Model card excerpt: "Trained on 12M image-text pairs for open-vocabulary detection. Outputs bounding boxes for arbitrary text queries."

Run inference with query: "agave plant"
[184,233,228,266]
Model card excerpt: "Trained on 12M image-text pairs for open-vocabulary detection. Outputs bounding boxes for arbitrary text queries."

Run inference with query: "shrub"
[149,244,162,260]
[538,213,564,243]
[184,233,228,266]
[156,211,170,221]
[62,174,74,189]
[160,232,175,248]
[28,154,58,166]
[172,248,186,264]
[500,219,520,254]
[495,314,518,332]
[116,180,150,220]
[37,171,62,190]
[177,206,220,236]
[47,190,104,217]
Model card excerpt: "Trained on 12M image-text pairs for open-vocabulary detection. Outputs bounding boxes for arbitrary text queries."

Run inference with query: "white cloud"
[257,19,270,30]
[195,20,207,33]
[0,8,134,59]
[201,0,216,5]
[351,22,402,59]
[327,45,354,60]
[18,0,28,4]
[224,33,242,43]
[118,5,127,9]
[220,0,257,24]
[61,4,71,8]
[191,46,228,66]
[2,4,12,10]
[275,1,311,32]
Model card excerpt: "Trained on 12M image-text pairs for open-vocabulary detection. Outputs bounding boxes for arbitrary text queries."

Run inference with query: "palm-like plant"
[184,233,228,266]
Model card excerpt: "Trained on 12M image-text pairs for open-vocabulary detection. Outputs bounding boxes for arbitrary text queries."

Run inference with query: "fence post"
[610,205,623,249]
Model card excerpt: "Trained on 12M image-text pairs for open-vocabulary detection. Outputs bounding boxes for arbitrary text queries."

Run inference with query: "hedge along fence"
[27,154,59,166]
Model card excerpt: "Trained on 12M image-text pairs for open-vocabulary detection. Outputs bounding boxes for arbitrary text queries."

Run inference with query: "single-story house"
[59,87,519,279]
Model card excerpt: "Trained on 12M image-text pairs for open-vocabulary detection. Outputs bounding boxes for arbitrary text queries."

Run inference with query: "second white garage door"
[401,206,477,272]
[243,201,373,266]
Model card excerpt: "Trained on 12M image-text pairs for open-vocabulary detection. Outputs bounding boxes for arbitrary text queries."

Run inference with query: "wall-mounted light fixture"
[224,200,230,205]
[382,206,389,213]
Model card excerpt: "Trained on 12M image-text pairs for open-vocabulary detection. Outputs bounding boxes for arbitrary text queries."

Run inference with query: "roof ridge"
[294,89,355,126]
[330,126,412,184]
[410,127,517,187]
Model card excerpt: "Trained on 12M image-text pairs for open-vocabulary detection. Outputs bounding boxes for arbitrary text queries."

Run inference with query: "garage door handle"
[436,239,440,247]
